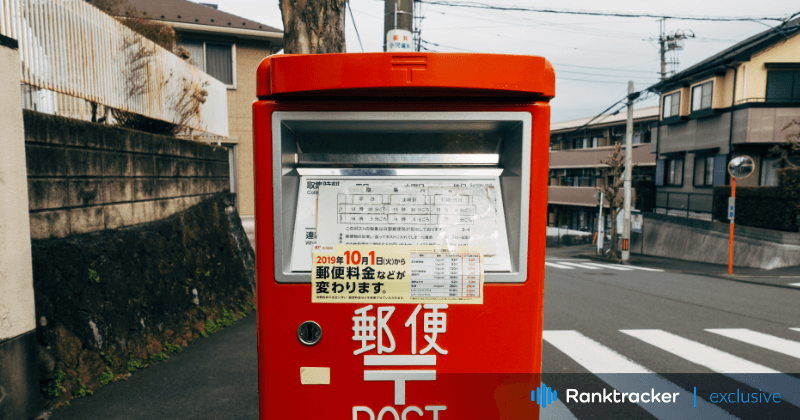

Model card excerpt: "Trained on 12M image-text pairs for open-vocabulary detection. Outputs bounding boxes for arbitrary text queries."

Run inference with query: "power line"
[418,1,788,22]
[558,77,657,85]
[552,63,658,74]
[556,69,660,80]
[347,1,364,52]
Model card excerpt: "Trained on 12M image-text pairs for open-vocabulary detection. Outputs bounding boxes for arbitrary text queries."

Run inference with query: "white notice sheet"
[290,177,512,273]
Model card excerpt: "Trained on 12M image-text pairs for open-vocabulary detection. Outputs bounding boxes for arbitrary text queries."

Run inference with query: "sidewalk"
[549,244,800,287]
[45,314,258,420]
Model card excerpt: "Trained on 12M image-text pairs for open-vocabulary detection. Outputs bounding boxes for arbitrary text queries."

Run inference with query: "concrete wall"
[634,213,800,270]
[0,35,40,420]
[225,39,271,218]
[24,111,230,240]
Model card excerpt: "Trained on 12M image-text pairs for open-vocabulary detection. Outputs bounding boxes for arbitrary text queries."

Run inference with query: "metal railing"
[0,0,228,136]
[655,191,713,217]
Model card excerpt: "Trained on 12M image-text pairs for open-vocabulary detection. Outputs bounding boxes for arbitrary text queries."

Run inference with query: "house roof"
[650,17,800,92]
[551,106,659,133]
[111,0,282,35]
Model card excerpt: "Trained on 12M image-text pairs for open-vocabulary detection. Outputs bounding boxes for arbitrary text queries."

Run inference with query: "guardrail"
[0,0,228,136]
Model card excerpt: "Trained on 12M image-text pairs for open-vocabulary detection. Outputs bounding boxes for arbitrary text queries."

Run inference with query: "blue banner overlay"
[538,373,800,419]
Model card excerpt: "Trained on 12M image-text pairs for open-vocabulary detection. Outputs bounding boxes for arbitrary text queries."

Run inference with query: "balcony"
[548,186,636,208]
[550,143,655,169]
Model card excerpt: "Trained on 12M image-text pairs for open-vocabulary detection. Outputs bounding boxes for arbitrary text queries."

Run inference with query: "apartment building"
[548,107,659,231]
[651,18,800,219]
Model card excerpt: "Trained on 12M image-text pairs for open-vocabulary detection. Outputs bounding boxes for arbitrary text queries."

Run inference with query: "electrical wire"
[417,1,788,22]
[347,1,364,52]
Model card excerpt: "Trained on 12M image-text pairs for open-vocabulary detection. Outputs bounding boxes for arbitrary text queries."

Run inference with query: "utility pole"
[656,19,694,81]
[659,19,667,80]
[622,81,634,262]
[384,0,414,52]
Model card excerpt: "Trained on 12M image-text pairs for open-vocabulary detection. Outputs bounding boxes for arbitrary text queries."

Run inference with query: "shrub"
[712,186,799,232]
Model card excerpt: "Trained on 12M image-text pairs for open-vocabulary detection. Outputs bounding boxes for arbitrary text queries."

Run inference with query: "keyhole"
[297,321,322,345]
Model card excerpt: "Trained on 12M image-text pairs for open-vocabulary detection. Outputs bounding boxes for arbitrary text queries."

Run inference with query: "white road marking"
[620,329,776,374]
[789,283,800,287]
[545,262,574,269]
[791,328,800,333]
[583,263,634,271]
[623,265,665,272]
[543,330,736,419]
[706,329,800,360]
[544,330,649,374]
[558,262,601,269]
[538,398,579,420]
[621,329,800,407]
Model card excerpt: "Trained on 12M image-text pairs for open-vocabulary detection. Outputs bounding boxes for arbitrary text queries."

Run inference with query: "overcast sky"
[208,0,797,122]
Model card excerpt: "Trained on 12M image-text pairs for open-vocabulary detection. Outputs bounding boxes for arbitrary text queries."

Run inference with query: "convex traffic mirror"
[727,156,755,179]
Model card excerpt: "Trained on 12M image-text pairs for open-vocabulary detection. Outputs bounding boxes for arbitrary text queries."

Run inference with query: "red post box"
[253,53,554,419]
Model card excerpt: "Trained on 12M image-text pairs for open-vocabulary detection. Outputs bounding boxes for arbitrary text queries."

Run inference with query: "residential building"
[650,18,800,219]
[548,106,659,231]
[121,0,283,217]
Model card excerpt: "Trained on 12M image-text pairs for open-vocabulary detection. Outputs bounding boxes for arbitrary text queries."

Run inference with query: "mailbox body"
[253,53,554,419]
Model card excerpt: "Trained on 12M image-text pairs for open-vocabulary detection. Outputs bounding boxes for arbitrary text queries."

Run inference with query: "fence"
[0,0,228,136]
[655,191,713,218]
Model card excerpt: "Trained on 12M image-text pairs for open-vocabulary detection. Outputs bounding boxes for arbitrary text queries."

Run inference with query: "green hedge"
[779,167,800,201]
[712,185,799,232]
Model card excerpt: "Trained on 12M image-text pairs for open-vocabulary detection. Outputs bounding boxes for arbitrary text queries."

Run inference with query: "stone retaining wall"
[24,110,230,240]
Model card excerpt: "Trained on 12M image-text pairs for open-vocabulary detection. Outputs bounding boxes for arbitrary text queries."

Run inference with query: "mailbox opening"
[271,112,532,284]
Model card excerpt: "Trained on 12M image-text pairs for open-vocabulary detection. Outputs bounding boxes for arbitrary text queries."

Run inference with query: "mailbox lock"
[297,321,322,346]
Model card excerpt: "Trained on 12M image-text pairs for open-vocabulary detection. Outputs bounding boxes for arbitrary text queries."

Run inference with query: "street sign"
[631,210,643,233]
[728,197,735,220]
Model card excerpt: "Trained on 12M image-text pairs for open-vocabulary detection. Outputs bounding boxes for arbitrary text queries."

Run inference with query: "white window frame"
[179,40,237,90]
[691,81,713,112]
[662,91,681,118]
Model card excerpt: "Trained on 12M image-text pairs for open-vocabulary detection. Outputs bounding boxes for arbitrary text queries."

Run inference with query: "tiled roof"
[650,17,800,92]
[109,0,282,33]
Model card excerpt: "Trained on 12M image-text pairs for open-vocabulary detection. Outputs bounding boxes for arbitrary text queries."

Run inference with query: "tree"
[768,117,800,169]
[279,0,346,54]
[597,143,635,260]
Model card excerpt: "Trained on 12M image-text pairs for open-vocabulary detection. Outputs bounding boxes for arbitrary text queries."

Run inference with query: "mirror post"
[728,177,735,275]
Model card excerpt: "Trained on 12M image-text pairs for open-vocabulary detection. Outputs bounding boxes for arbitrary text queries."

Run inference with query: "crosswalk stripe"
[791,328,800,333]
[544,331,648,373]
[558,262,601,269]
[789,283,800,287]
[620,329,777,374]
[544,262,574,269]
[583,263,634,271]
[706,329,800,360]
[621,329,800,407]
[543,330,736,419]
[538,395,579,420]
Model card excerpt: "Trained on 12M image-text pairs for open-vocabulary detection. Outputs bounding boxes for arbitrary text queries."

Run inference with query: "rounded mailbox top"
[257,52,555,99]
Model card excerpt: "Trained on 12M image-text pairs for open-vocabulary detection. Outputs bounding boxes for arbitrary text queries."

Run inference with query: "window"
[662,91,681,118]
[177,40,235,86]
[591,137,600,148]
[760,157,780,186]
[691,81,713,112]
[572,138,589,149]
[766,71,800,102]
[667,158,684,186]
[693,156,715,187]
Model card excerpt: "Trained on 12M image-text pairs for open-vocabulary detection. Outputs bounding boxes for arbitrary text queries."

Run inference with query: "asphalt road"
[541,247,800,419]
[45,247,799,420]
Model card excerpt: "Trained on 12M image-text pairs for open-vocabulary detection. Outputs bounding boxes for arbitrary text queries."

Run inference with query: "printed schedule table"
[409,252,481,298]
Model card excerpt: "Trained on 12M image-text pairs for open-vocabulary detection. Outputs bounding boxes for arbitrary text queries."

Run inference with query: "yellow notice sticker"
[311,245,483,304]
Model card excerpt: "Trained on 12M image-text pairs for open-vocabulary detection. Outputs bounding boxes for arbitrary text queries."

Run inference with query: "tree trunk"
[279,0,346,54]
[608,209,620,260]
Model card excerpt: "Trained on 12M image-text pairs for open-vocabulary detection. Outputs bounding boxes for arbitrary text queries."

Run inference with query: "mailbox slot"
[271,112,531,284]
